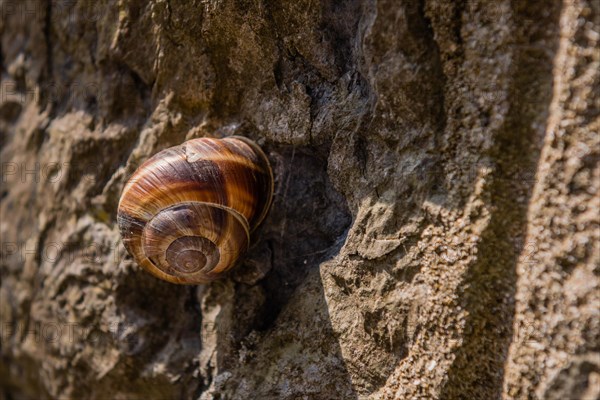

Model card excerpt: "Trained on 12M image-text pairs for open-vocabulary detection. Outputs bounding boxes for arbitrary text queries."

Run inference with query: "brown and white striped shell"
[117,136,273,284]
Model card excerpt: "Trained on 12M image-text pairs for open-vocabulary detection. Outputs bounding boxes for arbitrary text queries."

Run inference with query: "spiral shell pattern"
[117,136,273,284]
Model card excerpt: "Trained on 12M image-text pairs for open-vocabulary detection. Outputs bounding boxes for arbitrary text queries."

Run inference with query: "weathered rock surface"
[0,0,598,399]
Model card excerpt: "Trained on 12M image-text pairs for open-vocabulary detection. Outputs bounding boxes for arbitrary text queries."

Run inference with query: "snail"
[117,136,274,284]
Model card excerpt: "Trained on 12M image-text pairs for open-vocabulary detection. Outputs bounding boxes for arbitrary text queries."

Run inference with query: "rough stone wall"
[0,0,597,399]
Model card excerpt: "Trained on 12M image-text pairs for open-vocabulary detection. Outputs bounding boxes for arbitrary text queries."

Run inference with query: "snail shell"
[117,136,273,284]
